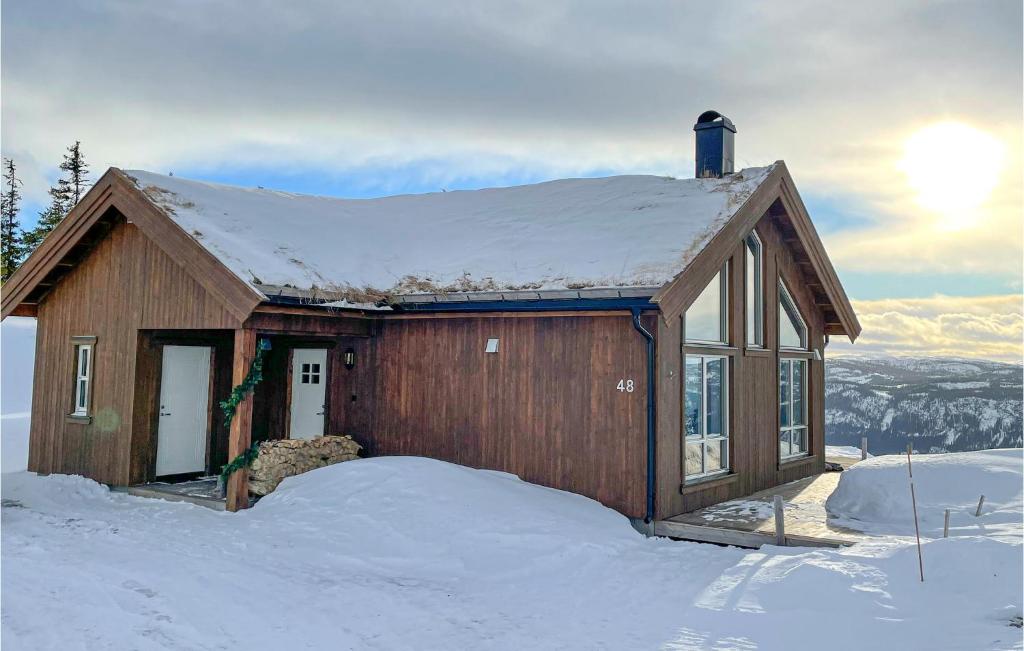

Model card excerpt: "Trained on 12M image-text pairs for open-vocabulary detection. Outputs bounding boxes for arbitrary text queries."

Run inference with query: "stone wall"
[248,435,362,496]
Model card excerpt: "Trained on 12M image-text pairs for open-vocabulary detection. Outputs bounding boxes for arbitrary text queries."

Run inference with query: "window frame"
[683,353,731,482]
[744,232,764,349]
[779,357,809,461]
[72,342,93,417]
[684,261,730,346]
[778,280,808,351]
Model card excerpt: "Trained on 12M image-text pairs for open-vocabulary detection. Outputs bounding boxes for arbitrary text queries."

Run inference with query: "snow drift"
[3,454,1021,650]
[826,448,1023,539]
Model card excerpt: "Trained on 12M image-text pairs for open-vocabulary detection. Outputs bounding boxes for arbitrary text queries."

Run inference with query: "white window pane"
[745,236,762,347]
[686,271,724,343]
[779,360,791,428]
[77,380,87,408]
[706,439,727,473]
[684,356,703,438]
[706,358,725,436]
[80,347,89,376]
[779,285,807,349]
[685,442,704,476]
[793,360,806,426]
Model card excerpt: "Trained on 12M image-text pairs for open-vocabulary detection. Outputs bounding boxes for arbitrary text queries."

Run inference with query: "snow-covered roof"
[125,165,776,301]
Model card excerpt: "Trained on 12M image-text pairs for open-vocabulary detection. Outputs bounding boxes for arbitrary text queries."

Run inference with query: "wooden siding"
[28,220,241,485]
[323,313,651,518]
[655,212,827,518]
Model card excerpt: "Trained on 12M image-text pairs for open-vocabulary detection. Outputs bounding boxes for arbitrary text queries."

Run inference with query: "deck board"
[658,457,869,548]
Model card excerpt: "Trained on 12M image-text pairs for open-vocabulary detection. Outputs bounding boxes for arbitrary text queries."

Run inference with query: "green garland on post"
[220,442,260,484]
[220,337,271,428]
[219,337,271,484]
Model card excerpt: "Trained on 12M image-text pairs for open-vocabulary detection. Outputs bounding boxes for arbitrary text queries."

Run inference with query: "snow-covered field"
[3,451,1022,650]
[2,320,1022,649]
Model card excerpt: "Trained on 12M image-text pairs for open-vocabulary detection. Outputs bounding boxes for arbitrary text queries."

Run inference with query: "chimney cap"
[694,110,736,133]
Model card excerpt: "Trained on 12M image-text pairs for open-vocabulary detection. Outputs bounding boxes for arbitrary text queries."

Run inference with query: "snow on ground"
[825,444,873,459]
[1,317,34,473]
[3,453,1022,650]
[827,449,1023,542]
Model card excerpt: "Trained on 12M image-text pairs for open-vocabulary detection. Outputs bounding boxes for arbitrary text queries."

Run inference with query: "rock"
[248,435,362,496]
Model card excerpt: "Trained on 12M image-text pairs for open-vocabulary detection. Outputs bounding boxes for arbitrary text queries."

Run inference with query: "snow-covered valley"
[2,452,1022,650]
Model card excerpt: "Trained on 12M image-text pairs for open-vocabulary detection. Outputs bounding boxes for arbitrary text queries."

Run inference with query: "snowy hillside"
[3,454,1022,650]
[825,356,1023,454]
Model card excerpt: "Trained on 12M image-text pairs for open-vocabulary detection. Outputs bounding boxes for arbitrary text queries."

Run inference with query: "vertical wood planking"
[28,220,240,485]
[226,328,256,511]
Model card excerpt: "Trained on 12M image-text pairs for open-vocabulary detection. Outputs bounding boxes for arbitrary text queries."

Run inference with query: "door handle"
[160,412,172,416]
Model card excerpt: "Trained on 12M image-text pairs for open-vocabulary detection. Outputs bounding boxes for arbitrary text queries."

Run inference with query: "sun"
[899,122,1005,228]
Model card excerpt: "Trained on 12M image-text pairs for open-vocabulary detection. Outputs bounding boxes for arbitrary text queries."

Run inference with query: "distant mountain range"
[825,357,1023,455]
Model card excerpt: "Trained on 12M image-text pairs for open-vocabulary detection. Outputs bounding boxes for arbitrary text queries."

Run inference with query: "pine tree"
[1,158,26,282]
[22,141,88,253]
[60,141,90,205]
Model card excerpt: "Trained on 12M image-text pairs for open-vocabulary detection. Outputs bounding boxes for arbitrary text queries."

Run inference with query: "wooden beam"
[225,328,257,511]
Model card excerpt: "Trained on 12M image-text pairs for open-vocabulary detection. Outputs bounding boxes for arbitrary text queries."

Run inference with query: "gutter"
[631,307,657,524]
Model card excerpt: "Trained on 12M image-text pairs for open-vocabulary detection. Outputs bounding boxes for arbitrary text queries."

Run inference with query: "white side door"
[155,345,212,476]
[289,348,328,440]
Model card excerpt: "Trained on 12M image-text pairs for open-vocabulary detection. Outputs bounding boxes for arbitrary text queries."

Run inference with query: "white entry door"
[289,348,328,440]
[155,345,212,476]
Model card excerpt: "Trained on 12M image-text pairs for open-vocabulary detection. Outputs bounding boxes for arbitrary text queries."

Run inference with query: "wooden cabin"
[1,112,859,526]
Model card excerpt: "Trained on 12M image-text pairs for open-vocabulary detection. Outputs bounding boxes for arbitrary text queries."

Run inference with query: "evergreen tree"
[1,158,26,282]
[60,141,90,205]
[22,141,88,253]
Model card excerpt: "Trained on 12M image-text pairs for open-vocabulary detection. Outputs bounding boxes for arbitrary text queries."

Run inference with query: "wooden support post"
[861,437,868,461]
[226,328,257,512]
[943,509,950,538]
[773,495,785,546]
[975,495,985,517]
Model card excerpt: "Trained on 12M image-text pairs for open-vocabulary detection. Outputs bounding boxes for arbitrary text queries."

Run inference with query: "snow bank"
[126,165,775,297]
[827,448,1023,539]
[3,455,1022,650]
[825,444,872,459]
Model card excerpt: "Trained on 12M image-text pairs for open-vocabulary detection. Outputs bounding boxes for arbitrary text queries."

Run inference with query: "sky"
[1,0,1022,361]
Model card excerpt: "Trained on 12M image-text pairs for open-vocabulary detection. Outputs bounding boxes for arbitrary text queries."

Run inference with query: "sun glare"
[899,122,1005,228]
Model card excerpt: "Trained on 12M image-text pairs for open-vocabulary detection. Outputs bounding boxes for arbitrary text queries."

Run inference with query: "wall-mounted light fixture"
[343,347,356,370]
[485,338,499,353]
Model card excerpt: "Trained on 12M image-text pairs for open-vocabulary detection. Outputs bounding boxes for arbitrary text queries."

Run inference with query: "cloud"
[829,294,1023,362]
[1,0,1020,282]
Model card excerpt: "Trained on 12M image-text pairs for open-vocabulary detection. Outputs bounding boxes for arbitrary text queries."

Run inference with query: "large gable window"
[684,355,729,479]
[685,263,728,345]
[778,282,807,350]
[745,232,764,348]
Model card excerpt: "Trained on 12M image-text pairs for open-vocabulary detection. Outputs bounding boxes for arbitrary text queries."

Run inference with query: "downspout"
[631,307,656,525]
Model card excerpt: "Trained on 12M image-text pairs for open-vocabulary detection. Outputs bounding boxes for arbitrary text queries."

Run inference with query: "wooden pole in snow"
[773,495,786,546]
[943,509,950,538]
[975,495,986,517]
[861,437,868,461]
[906,444,924,581]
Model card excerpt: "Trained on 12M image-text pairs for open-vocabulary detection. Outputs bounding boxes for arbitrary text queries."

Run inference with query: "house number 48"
[616,379,635,393]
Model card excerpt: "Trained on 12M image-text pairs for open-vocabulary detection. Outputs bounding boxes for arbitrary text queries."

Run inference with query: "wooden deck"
[656,457,869,548]
[123,477,227,511]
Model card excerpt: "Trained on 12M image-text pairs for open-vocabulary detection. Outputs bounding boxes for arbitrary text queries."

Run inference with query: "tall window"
[685,263,728,345]
[778,282,807,349]
[745,232,764,348]
[779,358,808,459]
[684,355,729,479]
[73,343,92,416]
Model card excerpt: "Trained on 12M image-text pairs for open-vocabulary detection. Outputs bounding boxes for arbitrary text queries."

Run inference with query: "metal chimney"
[693,110,736,178]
